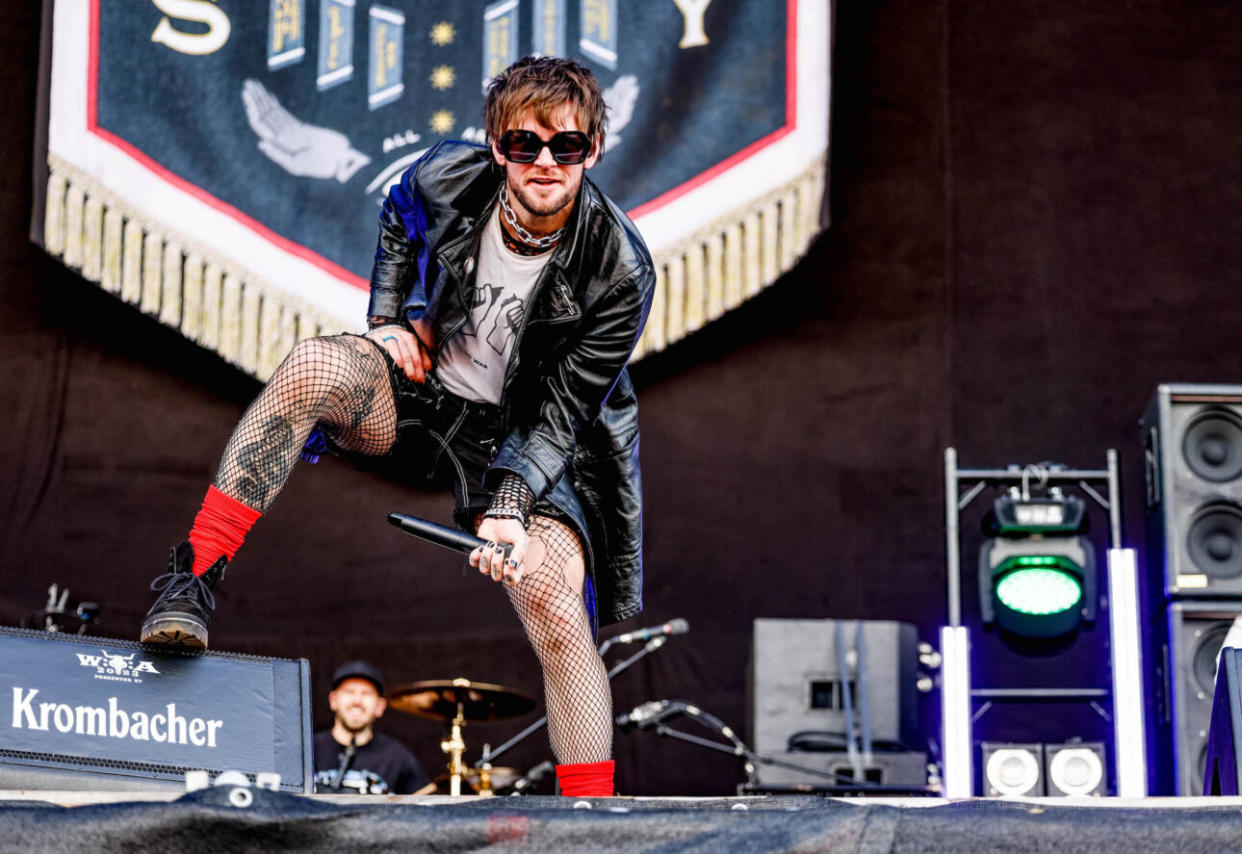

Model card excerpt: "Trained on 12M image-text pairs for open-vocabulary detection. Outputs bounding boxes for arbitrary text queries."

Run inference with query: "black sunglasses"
[498,129,593,165]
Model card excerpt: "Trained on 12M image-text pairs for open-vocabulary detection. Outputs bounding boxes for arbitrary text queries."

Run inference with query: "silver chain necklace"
[499,184,564,250]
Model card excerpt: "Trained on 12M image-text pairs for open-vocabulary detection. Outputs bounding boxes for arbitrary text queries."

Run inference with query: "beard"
[509,173,578,221]
[337,711,372,734]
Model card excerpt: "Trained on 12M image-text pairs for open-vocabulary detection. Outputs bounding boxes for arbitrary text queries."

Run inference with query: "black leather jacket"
[368,141,655,625]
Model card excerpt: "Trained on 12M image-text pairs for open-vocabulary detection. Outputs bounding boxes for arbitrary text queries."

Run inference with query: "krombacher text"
[11,687,224,747]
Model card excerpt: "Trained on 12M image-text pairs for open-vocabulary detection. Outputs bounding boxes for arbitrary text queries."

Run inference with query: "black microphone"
[615,700,681,729]
[388,512,512,559]
[614,618,689,645]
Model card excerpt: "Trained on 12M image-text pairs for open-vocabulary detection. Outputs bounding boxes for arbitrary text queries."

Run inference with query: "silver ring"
[381,335,397,344]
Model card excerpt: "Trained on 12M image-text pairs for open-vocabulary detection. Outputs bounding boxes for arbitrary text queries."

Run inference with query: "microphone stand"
[474,636,669,769]
[508,759,555,794]
[332,735,357,791]
[637,705,923,794]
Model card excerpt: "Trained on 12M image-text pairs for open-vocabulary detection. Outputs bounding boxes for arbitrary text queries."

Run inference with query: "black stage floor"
[4,788,1242,853]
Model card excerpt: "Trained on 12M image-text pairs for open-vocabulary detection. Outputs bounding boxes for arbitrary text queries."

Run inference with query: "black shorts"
[331,338,591,549]
[316,336,600,635]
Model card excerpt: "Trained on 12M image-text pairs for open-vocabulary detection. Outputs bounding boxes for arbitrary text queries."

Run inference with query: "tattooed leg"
[214,335,397,512]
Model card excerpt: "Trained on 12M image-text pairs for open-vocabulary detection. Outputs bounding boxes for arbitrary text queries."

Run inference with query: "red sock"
[556,760,614,797]
[187,486,262,576]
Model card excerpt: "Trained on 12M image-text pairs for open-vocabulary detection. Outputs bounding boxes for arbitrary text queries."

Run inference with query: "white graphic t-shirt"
[437,206,552,404]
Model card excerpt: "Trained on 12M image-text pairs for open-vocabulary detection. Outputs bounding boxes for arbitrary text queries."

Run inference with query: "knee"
[277,336,338,375]
[523,596,584,662]
[271,336,375,404]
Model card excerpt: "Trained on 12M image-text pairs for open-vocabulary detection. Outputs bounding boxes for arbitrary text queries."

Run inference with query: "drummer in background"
[313,660,430,794]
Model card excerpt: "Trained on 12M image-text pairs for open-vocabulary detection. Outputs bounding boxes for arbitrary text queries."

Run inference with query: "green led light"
[1014,556,1057,567]
[996,567,1083,616]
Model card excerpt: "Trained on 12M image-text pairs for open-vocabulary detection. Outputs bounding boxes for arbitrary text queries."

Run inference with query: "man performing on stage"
[139,56,655,798]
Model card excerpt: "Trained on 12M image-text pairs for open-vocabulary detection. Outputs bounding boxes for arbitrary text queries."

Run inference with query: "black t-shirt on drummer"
[313,730,429,794]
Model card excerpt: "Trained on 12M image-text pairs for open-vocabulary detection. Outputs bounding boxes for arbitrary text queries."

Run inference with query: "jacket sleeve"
[487,265,655,499]
[367,153,435,321]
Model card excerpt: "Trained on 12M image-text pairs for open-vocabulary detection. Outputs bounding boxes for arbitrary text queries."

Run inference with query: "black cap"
[331,660,384,695]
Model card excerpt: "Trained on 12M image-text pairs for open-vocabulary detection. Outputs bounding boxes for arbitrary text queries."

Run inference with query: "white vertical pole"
[1108,548,1148,797]
[940,625,974,797]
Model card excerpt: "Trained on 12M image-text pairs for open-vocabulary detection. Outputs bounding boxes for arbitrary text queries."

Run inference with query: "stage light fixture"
[979,491,1097,639]
[1045,743,1106,797]
[981,743,1044,796]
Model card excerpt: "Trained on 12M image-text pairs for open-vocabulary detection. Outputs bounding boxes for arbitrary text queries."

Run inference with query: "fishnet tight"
[213,335,611,762]
[487,513,612,764]
[214,335,396,510]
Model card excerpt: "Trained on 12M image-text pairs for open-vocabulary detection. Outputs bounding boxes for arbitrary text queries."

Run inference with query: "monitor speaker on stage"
[748,619,920,759]
[745,749,928,791]
[1142,384,1242,596]
[1166,602,1242,795]
[0,626,313,792]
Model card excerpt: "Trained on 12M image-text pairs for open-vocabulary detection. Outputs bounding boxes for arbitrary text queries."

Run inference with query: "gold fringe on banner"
[101,209,123,294]
[44,156,336,382]
[44,153,825,375]
[630,157,826,359]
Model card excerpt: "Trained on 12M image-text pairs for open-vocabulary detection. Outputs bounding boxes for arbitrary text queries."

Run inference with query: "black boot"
[140,541,226,648]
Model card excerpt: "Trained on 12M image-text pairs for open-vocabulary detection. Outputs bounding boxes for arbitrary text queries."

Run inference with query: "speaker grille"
[1186,504,1242,580]
[1182,409,1242,483]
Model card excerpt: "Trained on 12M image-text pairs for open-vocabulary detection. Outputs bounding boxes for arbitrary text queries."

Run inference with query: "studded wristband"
[485,474,536,529]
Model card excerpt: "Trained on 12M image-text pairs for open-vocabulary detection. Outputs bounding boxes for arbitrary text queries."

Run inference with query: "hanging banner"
[36,0,830,378]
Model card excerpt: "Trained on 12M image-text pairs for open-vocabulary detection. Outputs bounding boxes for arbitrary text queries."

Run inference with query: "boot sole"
[140,614,208,649]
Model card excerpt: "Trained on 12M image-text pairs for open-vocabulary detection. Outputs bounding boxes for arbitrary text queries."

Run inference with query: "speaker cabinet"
[749,619,920,760]
[1166,602,1242,795]
[1143,384,1242,596]
[1205,648,1242,795]
[0,627,313,793]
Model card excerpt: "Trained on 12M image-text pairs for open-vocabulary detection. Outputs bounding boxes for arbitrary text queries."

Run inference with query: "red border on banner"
[85,0,800,289]
[628,0,799,220]
[86,0,367,289]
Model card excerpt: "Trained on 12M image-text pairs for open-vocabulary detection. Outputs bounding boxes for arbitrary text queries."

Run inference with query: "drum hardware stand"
[441,696,468,797]
[25,583,100,634]
[386,676,535,796]
[474,634,672,772]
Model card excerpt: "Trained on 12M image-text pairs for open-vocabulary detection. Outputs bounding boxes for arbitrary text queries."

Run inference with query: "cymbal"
[387,678,536,722]
[433,766,521,793]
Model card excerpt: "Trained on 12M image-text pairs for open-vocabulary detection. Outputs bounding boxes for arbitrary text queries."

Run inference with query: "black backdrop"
[4,2,1242,796]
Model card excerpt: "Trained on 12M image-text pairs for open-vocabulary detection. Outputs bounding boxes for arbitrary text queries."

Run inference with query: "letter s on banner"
[150,0,231,56]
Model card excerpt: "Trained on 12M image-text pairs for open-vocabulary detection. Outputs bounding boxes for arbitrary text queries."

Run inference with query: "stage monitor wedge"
[745,750,928,791]
[1143,384,1242,597]
[749,619,920,757]
[0,626,313,792]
